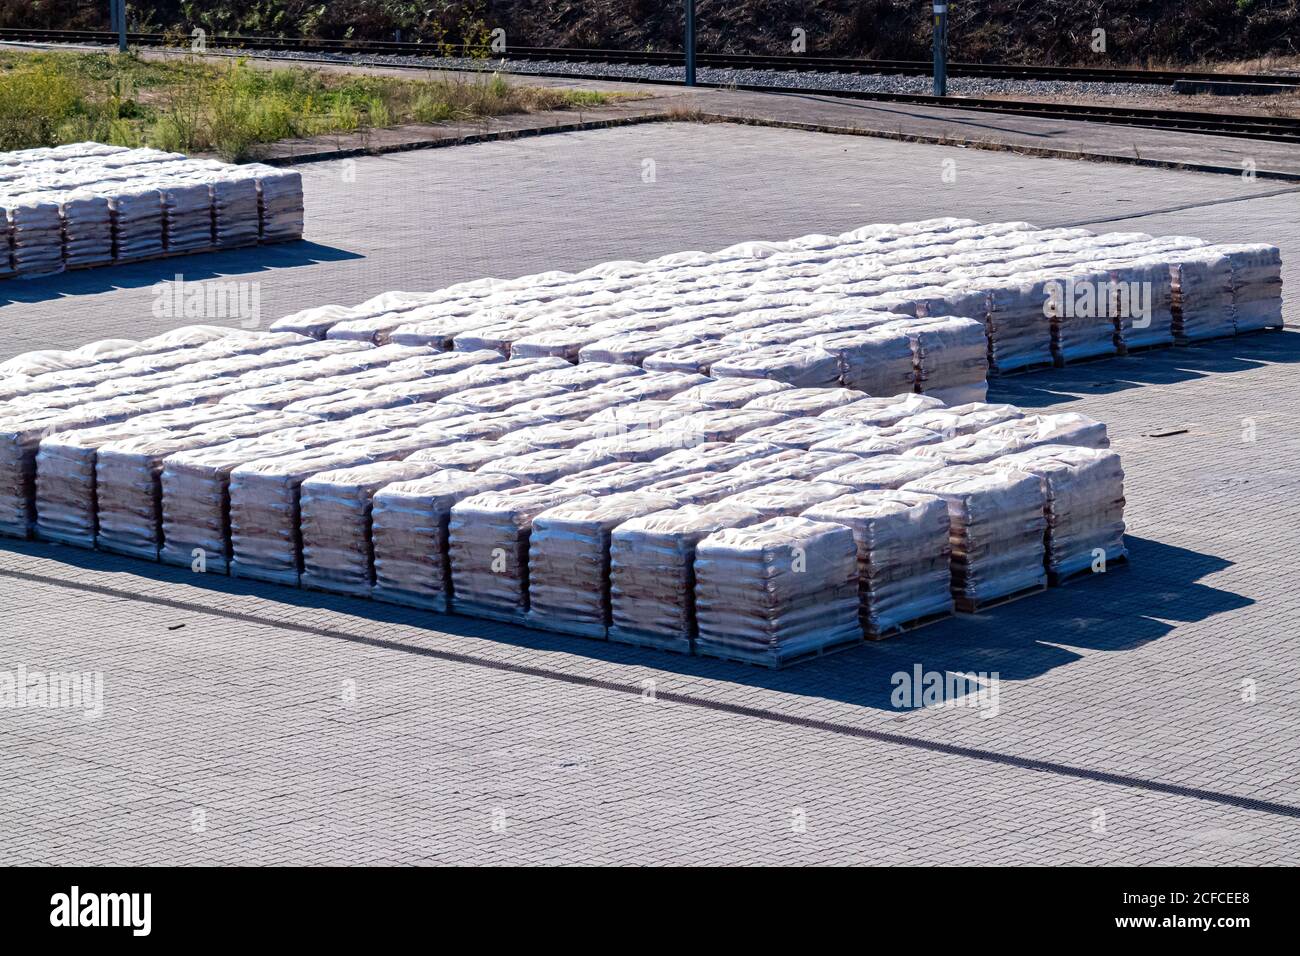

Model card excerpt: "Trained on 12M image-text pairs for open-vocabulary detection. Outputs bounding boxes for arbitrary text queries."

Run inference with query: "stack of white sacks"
[0,142,303,278]
[4,344,1142,670]
[271,218,1283,384]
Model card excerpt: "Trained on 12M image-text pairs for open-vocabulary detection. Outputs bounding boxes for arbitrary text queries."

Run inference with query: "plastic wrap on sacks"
[976,412,1109,451]
[34,403,253,549]
[403,438,535,472]
[694,517,862,666]
[300,459,447,595]
[810,425,945,457]
[902,464,1048,607]
[527,491,680,637]
[745,387,863,417]
[506,420,613,451]
[642,341,750,375]
[478,446,622,485]
[720,322,823,347]
[437,378,570,414]
[735,417,859,450]
[1166,249,1235,343]
[891,315,990,396]
[817,455,945,491]
[229,427,450,585]
[804,491,954,635]
[671,378,794,409]
[721,478,853,521]
[6,194,64,275]
[997,444,1127,579]
[734,449,860,482]
[608,503,765,653]
[711,344,842,388]
[60,191,114,269]
[658,408,788,444]
[819,393,947,426]
[808,329,917,396]
[901,433,1022,467]
[371,470,521,610]
[532,362,645,391]
[448,484,583,622]
[1216,243,1284,332]
[591,370,711,402]
[587,399,711,434]
[159,406,438,572]
[1095,257,1175,353]
[507,390,634,423]
[271,304,365,339]
[94,410,314,559]
[902,402,1023,438]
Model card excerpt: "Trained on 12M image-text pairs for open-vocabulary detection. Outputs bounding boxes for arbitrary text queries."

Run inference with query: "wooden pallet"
[865,607,954,641]
[1048,554,1130,588]
[954,580,1047,614]
[695,632,864,670]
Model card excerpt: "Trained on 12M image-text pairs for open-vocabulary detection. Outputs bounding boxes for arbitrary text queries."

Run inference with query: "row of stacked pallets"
[3,323,1126,667]
[271,217,1283,381]
[1,143,304,279]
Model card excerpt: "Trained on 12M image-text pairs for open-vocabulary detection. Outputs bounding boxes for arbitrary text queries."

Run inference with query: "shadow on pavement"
[0,531,1248,714]
[0,241,362,308]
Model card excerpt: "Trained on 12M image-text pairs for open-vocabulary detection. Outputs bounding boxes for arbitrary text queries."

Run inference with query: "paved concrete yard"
[1,123,1298,865]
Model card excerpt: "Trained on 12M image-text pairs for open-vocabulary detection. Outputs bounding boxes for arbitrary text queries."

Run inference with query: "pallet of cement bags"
[694,516,863,667]
[448,484,583,623]
[902,464,1048,611]
[527,491,679,637]
[803,491,954,638]
[371,470,521,611]
[608,502,764,654]
[996,444,1128,584]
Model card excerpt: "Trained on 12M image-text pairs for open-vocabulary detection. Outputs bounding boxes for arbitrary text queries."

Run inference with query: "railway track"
[4,27,1299,144]
[4,27,1299,89]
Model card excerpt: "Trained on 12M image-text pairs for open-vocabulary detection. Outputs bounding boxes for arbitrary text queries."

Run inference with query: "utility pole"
[932,1,948,96]
[684,0,696,86]
[111,0,128,53]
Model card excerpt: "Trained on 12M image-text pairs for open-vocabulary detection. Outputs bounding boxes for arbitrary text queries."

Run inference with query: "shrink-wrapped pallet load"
[711,344,843,388]
[300,459,445,595]
[403,438,534,472]
[94,410,314,559]
[60,191,114,269]
[157,178,214,253]
[250,167,305,241]
[1102,257,1176,353]
[981,276,1057,373]
[809,328,917,396]
[643,341,749,375]
[734,417,857,450]
[902,464,1048,609]
[527,491,679,637]
[817,455,945,491]
[810,424,944,457]
[661,408,788,444]
[1217,243,1284,333]
[745,387,862,418]
[996,444,1128,582]
[608,502,764,653]
[34,403,251,548]
[896,316,990,404]
[107,184,166,262]
[1167,249,1235,343]
[448,484,582,622]
[7,194,64,275]
[803,491,954,636]
[1039,268,1121,364]
[976,412,1109,452]
[672,378,794,409]
[819,393,946,427]
[722,478,855,521]
[371,470,520,611]
[479,446,620,485]
[694,516,862,666]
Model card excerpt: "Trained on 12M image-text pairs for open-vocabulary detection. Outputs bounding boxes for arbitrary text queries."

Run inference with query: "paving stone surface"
[1,122,1297,865]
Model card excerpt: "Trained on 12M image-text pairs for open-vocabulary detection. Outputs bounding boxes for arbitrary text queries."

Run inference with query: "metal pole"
[932,1,947,96]
[115,0,128,53]
[684,0,696,86]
